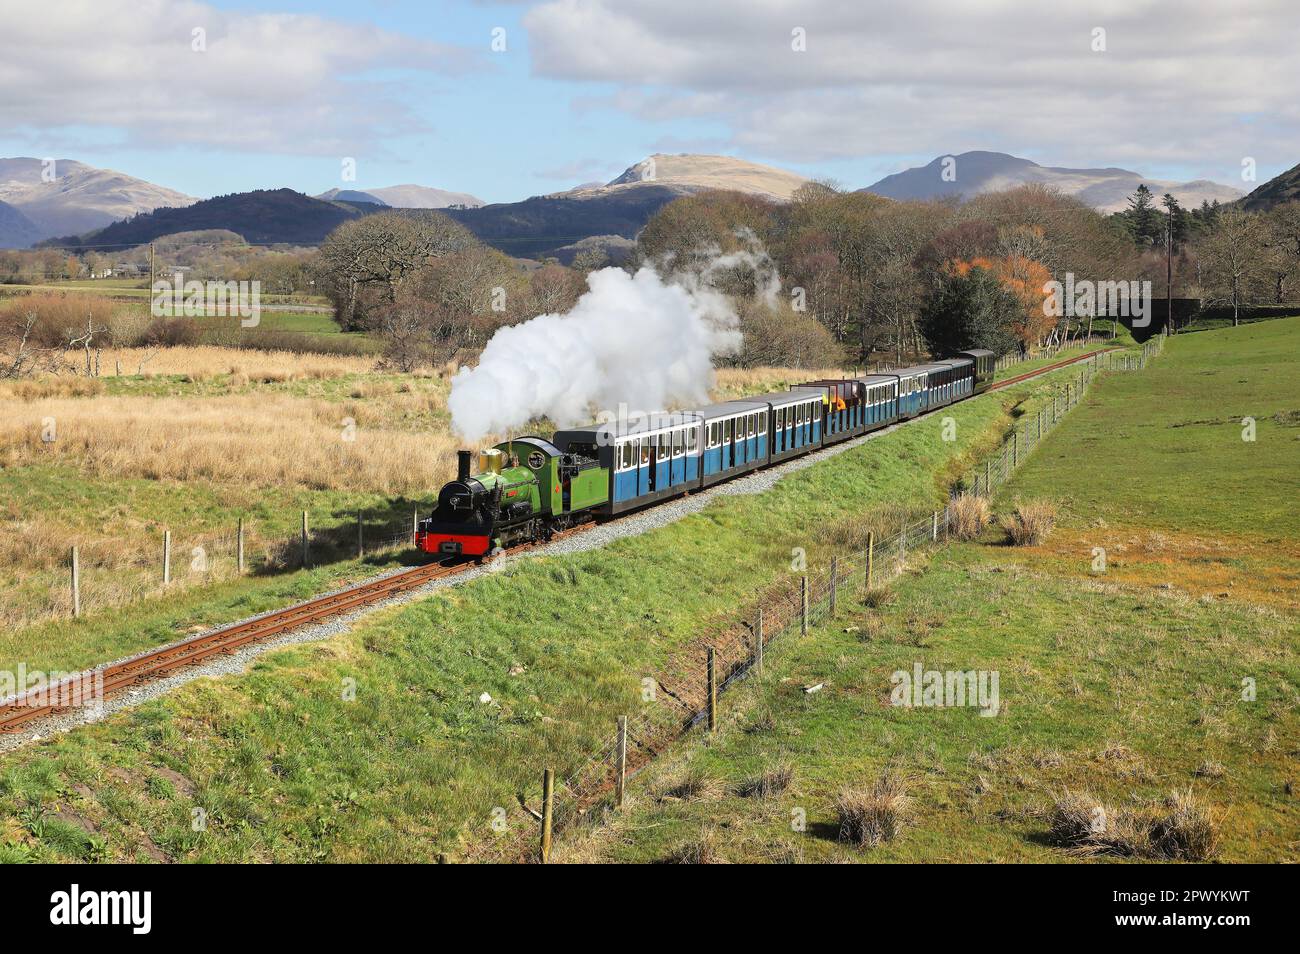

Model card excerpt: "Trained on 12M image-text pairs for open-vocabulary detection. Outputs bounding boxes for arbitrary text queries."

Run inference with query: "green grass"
[1005,317,1300,540]
[552,321,1299,863]
[0,364,1092,862]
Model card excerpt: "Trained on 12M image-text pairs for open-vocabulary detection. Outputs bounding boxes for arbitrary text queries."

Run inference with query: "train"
[416,349,996,559]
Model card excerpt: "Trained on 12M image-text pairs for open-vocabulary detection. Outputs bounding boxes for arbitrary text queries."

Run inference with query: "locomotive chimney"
[457,450,472,482]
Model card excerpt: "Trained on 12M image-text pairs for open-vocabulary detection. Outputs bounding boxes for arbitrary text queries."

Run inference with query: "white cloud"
[0,0,483,155]
[523,0,1300,180]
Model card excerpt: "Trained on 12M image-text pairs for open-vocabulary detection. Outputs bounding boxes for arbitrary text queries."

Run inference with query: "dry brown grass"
[0,393,456,494]
[949,493,991,541]
[1003,500,1058,546]
[662,827,724,864]
[656,766,724,803]
[835,771,913,848]
[1047,788,1219,860]
[735,762,794,799]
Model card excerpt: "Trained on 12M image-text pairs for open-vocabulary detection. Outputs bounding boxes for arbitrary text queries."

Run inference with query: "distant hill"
[46,189,369,250]
[315,189,388,206]
[443,184,688,259]
[317,184,485,209]
[1237,161,1300,212]
[0,198,42,249]
[0,157,196,243]
[862,151,1242,213]
[442,154,807,260]
[566,153,809,202]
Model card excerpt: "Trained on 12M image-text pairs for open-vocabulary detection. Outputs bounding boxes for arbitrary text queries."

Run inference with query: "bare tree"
[0,311,62,379]
[1197,208,1269,325]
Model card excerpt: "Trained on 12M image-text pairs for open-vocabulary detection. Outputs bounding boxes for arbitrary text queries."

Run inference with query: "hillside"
[1237,161,1300,211]
[0,198,41,249]
[444,154,806,259]
[49,189,369,249]
[863,151,1242,212]
[317,184,485,209]
[0,157,196,242]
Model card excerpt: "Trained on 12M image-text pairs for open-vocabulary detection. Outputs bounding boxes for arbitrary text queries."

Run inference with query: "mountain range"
[861,151,1243,212]
[0,158,195,247]
[11,151,1296,260]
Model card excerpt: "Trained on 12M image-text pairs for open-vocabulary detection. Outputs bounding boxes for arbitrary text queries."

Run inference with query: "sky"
[0,0,1296,203]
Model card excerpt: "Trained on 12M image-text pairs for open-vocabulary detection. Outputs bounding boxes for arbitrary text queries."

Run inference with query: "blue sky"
[1,0,1295,203]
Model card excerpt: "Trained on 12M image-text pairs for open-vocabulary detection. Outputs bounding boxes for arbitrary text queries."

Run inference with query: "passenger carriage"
[858,374,900,430]
[553,412,702,516]
[689,399,770,487]
[956,349,996,395]
[797,379,863,443]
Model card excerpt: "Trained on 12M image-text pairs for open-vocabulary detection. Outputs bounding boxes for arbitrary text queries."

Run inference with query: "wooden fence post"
[412,508,418,546]
[800,576,808,636]
[985,458,992,494]
[706,647,717,732]
[932,511,939,542]
[301,510,309,568]
[1012,430,1019,467]
[540,769,554,864]
[237,518,245,575]
[829,556,838,617]
[356,510,364,559]
[162,530,171,585]
[866,531,875,591]
[615,716,628,808]
[755,608,764,679]
[70,545,80,618]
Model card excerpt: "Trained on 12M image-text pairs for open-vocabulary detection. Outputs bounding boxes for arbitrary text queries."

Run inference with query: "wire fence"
[36,508,424,626]
[461,335,1166,863]
[993,334,1111,374]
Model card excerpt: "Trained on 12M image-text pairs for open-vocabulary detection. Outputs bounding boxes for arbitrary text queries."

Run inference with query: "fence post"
[301,510,310,568]
[866,531,875,590]
[829,557,838,617]
[162,530,171,585]
[800,576,808,636]
[540,769,554,864]
[237,517,245,575]
[932,511,939,542]
[356,510,364,559]
[985,458,992,495]
[706,647,717,732]
[412,508,418,546]
[70,545,80,618]
[1012,430,1019,468]
[755,608,764,679]
[615,716,628,808]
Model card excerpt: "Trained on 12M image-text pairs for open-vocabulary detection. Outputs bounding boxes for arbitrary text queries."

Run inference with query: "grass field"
[0,355,865,668]
[553,320,1299,863]
[0,358,1089,862]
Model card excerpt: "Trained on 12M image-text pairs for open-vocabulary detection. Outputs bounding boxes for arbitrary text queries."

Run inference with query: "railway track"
[990,346,1115,390]
[0,529,591,734]
[0,347,1114,736]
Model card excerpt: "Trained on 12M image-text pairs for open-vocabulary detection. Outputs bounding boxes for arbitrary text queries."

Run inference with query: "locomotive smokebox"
[457,450,472,482]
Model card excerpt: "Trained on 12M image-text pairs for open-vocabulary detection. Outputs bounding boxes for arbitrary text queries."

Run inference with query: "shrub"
[949,493,991,541]
[1003,500,1057,545]
[836,771,912,848]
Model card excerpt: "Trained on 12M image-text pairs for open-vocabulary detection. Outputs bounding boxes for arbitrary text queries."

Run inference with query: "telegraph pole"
[149,242,155,290]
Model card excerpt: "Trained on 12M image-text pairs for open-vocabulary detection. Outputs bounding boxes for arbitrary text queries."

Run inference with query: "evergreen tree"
[918,265,1022,357]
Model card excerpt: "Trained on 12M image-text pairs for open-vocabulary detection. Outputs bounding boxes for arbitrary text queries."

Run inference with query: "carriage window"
[657,434,668,460]
[640,440,650,466]
[724,419,732,441]
[758,413,767,435]
[619,442,630,470]
[688,428,698,453]
[672,429,683,456]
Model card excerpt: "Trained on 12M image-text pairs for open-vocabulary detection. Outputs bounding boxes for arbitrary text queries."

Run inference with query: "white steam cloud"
[448,257,771,443]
